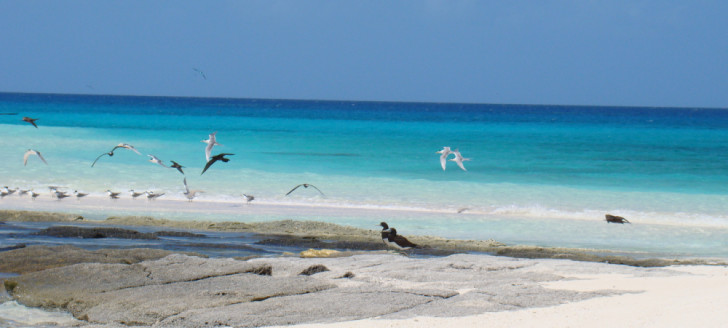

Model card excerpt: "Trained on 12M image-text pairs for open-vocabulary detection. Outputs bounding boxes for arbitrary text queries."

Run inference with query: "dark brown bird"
[170,161,185,175]
[379,222,391,246]
[285,183,325,197]
[605,214,630,224]
[387,228,418,249]
[201,153,234,175]
[22,117,38,128]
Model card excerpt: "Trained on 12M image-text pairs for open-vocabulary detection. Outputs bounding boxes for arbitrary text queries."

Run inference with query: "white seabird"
[148,155,169,168]
[448,149,471,171]
[436,147,453,171]
[129,190,145,199]
[183,178,203,202]
[202,132,222,162]
[23,149,48,166]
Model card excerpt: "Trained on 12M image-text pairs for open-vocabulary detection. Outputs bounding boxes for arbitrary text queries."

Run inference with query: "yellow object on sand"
[300,249,341,258]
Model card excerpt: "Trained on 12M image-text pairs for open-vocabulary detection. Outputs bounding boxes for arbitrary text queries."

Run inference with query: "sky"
[1,1,727,108]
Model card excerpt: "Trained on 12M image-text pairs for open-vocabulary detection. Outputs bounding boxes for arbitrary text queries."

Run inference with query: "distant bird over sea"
[436,147,453,171]
[202,132,222,162]
[192,68,207,80]
[170,161,185,175]
[201,153,233,175]
[285,183,325,197]
[22,117,39,128]
[448,149,470,171]
[148,155,169,168]
[23,149,48,166]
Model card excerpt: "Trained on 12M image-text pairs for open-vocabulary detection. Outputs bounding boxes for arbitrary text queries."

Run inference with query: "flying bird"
[23,149,48,166]
[201,153,234,175]
[448,149,470,171]
[436,147,453,171]
[113,143,141,155]
[192,68,207,80]
[91,143,141,167]
[285,183,325,197]
[22,117,38,128]
[148,155,169,168]
[183,178,203,201]
[170,161,185,175]
[202,132,222,162]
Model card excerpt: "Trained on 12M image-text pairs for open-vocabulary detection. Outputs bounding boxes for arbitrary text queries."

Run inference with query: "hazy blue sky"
[1,1,726,108]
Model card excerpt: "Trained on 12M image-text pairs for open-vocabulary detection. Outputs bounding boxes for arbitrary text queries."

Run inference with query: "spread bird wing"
[23,151,31,166]
[36,151,48,164]
[440,154,448,171]
[201,158,216,175]
[285,184,303,196]
[455,160,467,171]
[308,184,325,196]
[183,178,190,193]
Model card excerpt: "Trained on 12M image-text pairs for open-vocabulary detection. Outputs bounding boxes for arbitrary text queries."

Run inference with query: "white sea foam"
[0,301,79,327]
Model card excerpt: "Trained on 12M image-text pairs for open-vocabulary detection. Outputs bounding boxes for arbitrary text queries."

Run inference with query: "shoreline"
[1,209,724,267]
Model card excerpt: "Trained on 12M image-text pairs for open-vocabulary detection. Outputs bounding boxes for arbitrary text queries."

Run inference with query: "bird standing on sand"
[448,149,470,171]
[129,190,144,199]
[243,194,255,203]
[202,132,222,162]
[73,190,88,199]
[379,222,391,246]
[285,183,325,197]
[387,228,418,250]
[30,191,40,199]
[22,117,39,128]
[183,178,203,202]
[170,161,185,175]
[201,153,234,175]
[605,214,631,224]
[106,190,121,199]
[54,190,71,200]
[146,191,165,200]
[436,147,453,171]
[24,149,48,166]
[2,187,17,195]
[148,155,169,168]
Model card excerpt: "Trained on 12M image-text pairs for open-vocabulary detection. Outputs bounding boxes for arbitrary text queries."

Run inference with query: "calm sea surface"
[2,92,728,258]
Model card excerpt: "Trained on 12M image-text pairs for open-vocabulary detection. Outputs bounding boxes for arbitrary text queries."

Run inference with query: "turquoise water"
[2,92,728,258]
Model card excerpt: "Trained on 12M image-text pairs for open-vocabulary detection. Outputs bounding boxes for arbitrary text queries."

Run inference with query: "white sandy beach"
[275,264,728,328]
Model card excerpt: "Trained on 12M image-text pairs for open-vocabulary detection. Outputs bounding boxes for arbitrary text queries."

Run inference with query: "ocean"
[2,92,728,258]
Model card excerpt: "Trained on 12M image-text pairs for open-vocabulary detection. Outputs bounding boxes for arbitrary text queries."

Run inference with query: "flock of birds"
[5,116,330,202]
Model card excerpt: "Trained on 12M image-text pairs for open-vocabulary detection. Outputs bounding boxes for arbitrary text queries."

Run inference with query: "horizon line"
[0,90,725,111]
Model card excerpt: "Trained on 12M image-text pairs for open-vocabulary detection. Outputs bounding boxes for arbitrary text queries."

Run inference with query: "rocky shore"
[2,209,728,327]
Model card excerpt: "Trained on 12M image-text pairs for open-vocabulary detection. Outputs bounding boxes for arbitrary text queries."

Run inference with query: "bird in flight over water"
[201,153,234,175]
[448,149,470,171]
[436,147,453,171]
[202,132,222,162]
[22,117,39,128]
[193,68,207,80]
[170,161,185,175]
[285,183,325,197]
[23,149,48,166]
